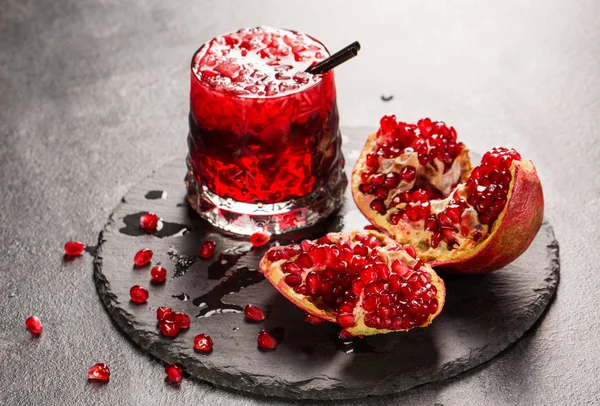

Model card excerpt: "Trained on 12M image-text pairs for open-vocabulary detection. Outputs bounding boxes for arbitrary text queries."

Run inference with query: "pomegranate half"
[352,115,544,273]
[259,230,446,336]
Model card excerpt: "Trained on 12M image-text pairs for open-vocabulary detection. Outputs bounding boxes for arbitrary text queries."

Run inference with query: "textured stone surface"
[94,138,559,399]
[1,0,599,404]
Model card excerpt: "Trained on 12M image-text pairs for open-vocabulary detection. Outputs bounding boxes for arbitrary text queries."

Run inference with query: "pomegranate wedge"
[259,231,445,336]
[352,116,544,273]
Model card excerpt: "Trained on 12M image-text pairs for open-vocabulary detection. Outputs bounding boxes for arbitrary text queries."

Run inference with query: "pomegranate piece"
[260,231,445,336]
[64,241,86,256]
[199,240,216,260]
[25,316,43,335]
[352,116,544,273]
[173,312,190,329]
[133,248,153,267]
[88,363,110,381]
[250,231,271,247]
[257,330,277,350]
[194,334,214,352]
[139,213,159,232]
[165,364,183,385]
[150,266,167,283]
[244,304,266,322]
[129,285,149,303]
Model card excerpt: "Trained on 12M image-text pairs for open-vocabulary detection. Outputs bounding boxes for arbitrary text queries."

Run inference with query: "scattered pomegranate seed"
[88,363,110,381]
[165,364,183,385]
[158,320,179,337]
[250,231,271,247]
[244,304,266,322]
[130,285,149,303]
[257,330,277,350]
[139,213,159,232]
[150,266,167,283]
[173,312,190,329]
[199,240,216,260]
[133,248,153,267]
[304,313,325,325]
[25,316,42,335]
[156,307,173,321]
[64,241,86,256]
[193,334,214,352]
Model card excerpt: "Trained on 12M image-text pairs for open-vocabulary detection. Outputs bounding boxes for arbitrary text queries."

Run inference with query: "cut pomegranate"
[250,231,271,247]
[352,116,544,273]
[165,364,183,385]
[139,213,159,232]
[133,248,153,267]
[25,316,43,335]
[150,266,167,283]
[257,330,277,350]
[244,304,266,322]
[304,313,325,326]
[64,241,86,256]
[194,334,214,352]
[88,363,110,381]
[199,240,216,259]
[259,230,445,336]
[129,285,149,303]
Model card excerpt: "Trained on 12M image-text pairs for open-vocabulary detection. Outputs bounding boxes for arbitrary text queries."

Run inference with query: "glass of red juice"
[186,27,346,235]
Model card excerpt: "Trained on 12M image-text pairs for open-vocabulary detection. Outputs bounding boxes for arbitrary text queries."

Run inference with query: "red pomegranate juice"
[188,27,341,203]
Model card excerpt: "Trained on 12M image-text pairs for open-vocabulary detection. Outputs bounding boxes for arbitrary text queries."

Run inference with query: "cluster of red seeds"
[466,147,520,225]
[269,234,439,331]
[156,307,191,337]
[359,116,462,216]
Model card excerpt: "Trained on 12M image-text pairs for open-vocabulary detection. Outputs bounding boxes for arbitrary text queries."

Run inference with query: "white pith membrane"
[352,123,529,263]
[259,230,446,336]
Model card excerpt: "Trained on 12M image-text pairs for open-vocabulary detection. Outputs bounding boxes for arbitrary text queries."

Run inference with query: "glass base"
[185,158,347,236]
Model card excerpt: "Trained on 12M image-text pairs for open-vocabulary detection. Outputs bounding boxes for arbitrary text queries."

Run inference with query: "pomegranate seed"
[295,253,314,268]
[244,304,266,322]
[250,231,271,247]
[64,241,86,256]
[130,285,148,303]
[173,312,190,329]
[370,199,387,215]
[336,313,356,328]
[139,213,159,232]
[199,240,216,259]
[400,166,416,182]
[266,249,283,262]
[257,330,277,350]
[133,248,153,267]
[165,364,183,385]
[150,266,167,283]
[304,313,325,325]
[158,320,179,337]
[193,334,214,352]
[363,225,379,231]
[284,274,302,287]
[88,363,110,381]
[384,172,401,189]
[25,316,42,335]
[156,307,173,321]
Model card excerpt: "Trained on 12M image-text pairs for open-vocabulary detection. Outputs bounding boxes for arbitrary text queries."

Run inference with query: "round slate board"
[94,130,559,400]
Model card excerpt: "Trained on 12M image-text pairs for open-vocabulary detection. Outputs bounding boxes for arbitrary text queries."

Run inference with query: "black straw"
[305,41,361,74]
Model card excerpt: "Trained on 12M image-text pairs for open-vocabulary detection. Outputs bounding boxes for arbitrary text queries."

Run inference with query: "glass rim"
[189,27,333,100]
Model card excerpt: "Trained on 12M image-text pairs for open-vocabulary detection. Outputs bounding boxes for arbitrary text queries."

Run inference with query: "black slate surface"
[2,1,599,404]
[94,137,559,399]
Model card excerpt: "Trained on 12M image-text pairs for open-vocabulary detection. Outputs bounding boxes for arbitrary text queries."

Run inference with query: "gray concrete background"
[0,0,598,405]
